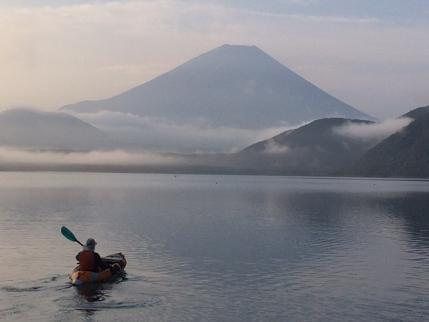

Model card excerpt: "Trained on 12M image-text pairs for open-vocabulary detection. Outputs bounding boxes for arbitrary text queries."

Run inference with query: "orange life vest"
[78,250,97,272]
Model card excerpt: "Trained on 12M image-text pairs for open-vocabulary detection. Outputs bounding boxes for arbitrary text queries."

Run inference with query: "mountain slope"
[352,105,429,177]
[236,118,378,175]
[63,44,373,129]
[0,109,107,150]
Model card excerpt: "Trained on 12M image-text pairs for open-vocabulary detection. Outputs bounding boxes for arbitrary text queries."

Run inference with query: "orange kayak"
[69,252,127,286]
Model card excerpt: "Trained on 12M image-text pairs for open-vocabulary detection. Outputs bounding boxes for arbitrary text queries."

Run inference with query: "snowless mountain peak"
[63,45,374,129]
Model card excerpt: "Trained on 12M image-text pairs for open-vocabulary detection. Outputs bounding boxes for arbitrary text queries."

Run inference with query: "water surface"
[0,173,428,321]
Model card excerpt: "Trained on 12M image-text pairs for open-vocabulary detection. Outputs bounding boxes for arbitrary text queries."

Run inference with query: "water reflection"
[76,284,108,303]
[0,173,429,321]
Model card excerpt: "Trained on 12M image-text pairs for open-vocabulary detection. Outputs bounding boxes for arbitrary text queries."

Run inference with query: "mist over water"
[0,173,429,321]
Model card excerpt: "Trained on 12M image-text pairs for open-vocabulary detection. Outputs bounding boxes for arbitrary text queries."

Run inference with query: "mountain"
[351,105,429,178]
[0,109,107,150]
[235,118,378,175]
[62,44,374,129]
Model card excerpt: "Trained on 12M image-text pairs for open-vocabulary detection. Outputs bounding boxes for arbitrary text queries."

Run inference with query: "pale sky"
[1,0,428,119]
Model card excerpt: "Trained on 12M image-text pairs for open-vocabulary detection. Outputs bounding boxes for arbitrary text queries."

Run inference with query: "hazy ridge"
[0,46,427,177]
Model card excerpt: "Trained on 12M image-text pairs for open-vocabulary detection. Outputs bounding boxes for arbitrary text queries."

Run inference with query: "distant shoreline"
[1,166,428,181]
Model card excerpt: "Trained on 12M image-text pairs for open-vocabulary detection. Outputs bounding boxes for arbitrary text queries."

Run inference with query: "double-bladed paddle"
[61,226,84,247]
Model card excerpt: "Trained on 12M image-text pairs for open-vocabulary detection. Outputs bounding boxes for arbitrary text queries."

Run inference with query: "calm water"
[0,173,429,321]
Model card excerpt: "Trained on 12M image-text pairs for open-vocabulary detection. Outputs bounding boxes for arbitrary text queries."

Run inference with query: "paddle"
[61,226,84,247]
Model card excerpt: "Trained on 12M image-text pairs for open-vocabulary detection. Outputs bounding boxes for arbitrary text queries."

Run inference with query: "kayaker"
[75,238,107,272]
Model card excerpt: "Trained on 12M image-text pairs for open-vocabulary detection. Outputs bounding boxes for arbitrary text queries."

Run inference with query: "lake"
[0,172,428,321]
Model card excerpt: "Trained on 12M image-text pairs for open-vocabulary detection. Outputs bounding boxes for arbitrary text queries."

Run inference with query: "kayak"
[69,252,127,286]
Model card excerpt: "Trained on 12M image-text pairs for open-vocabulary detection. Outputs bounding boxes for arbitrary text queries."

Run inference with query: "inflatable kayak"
[69,252,127,286]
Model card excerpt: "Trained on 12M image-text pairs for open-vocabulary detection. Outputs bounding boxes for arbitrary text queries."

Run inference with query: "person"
[75,238,107,272]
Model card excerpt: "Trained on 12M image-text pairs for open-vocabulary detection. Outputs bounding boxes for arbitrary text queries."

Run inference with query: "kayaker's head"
[84,238,97,251]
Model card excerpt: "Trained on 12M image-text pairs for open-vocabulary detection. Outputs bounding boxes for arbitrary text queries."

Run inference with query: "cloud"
[231,8,380,24]
[333,117,413,141]
[263,140,289,154]
[75,111,290,152]
[0,147,182,166]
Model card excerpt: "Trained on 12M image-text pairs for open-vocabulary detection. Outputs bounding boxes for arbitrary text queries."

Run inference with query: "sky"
[1,0,428,119]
